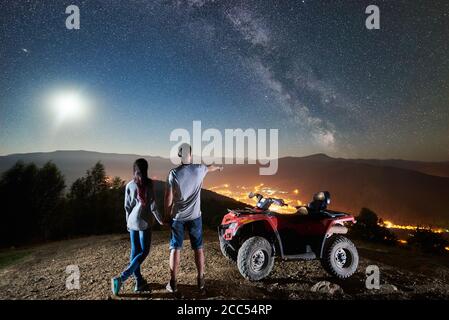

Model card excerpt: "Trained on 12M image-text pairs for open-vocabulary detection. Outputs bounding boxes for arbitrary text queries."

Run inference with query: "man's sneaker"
[111,276,122,296]
[197,275,205,292]
[166,279,177,293]
[134,278,150,293]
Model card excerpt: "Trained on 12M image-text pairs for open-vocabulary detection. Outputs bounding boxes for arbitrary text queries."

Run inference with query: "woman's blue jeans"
[121,229,151,283]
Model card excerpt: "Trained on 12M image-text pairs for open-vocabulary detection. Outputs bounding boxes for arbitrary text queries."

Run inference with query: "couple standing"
[111,143,223,295]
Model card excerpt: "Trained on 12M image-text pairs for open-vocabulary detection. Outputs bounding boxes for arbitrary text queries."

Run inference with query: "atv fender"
[234,220,284,258]
[326,225,348,236]
[319,224,348,258]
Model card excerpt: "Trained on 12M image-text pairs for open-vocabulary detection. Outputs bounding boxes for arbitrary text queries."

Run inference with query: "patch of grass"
[0,249,31,269]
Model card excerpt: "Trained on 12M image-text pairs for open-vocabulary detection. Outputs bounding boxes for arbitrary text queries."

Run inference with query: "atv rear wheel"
[321,235,359,279]
[219,237,237,262]
[237,236,274,281]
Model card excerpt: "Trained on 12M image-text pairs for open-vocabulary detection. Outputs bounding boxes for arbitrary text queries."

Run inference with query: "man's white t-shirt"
[167,164,208,221]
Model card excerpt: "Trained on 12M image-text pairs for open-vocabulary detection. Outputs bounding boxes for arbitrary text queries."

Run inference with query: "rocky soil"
[1,230,448,300]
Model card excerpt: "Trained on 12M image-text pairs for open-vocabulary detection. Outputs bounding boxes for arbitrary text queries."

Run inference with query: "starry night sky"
[0,0,448,160]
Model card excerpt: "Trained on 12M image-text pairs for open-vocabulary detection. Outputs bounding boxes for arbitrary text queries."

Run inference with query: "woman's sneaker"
[135,278,150,293]
[111,276,122,296]
[166,279,177,293]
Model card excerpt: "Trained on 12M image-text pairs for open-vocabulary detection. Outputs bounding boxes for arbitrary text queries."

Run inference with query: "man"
[164,143,223,293]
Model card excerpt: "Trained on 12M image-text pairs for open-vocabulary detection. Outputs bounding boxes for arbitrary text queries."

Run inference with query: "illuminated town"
[380,220,449,234]
[208,183,302,214]
[208,183,449,249]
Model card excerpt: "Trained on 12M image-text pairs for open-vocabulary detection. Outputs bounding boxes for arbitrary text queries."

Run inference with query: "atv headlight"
[228,222,238,230]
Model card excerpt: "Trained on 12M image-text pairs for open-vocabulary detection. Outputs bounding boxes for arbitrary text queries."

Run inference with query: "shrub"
[349,207,397,245]
[407,228,449,254]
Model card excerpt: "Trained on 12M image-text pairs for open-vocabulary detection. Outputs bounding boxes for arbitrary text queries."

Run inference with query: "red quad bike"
[218,191,359,281]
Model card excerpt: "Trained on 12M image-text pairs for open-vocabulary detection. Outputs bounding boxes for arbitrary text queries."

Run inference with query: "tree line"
[0,161,127,247]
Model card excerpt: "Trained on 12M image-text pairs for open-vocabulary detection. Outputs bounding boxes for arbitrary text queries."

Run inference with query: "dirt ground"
[1,230,449,300]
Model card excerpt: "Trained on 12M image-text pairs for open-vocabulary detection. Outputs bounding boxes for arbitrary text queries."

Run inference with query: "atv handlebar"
[249,192,289,210]
[272,198,288,206]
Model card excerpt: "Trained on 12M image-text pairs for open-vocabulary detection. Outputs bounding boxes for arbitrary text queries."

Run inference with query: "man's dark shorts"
[170,216,203,250]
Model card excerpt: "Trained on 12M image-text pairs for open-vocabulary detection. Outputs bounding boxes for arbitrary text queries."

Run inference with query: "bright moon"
[50,90,87,122]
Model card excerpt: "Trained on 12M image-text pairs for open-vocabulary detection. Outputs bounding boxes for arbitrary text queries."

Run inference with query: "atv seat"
[296,206,309,215]
[306,191,331,215]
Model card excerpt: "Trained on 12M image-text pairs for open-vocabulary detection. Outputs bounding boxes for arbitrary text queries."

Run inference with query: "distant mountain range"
[204,153,449,226]
[1,150,449,226]
[0,150,173,184]
[341,156,449,178]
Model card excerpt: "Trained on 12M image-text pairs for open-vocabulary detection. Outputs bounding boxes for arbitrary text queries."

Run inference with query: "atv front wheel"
[237,236,274,281]
[321,235,359,279]
[219,237,237,262]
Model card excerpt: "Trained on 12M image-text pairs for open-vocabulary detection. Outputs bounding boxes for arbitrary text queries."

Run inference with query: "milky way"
[0,0,448,160]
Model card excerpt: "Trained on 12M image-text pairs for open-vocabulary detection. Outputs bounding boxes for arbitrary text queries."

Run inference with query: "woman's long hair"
[133,158,153,207]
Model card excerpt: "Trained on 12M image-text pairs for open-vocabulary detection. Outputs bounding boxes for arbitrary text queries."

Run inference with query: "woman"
[111,158,163,295]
